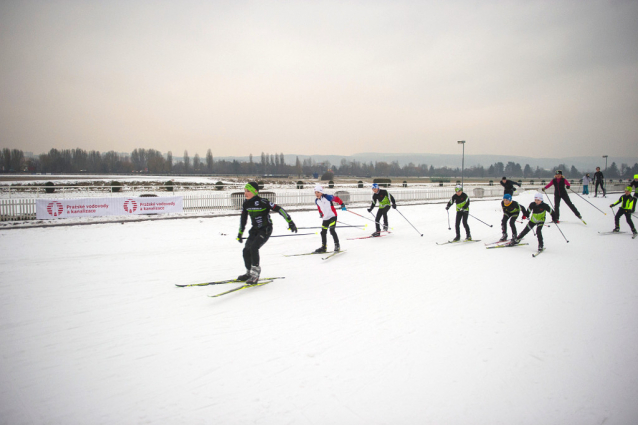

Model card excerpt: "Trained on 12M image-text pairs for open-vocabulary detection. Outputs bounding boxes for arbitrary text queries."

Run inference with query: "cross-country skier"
[543,170,582,222]
[500,176,521,197]
[582,173,591,195]
[511,192,555,251]
[368,183,396,237]
[446,185,471,241]
[609,186,637,236]
[237,182,297,284]
[313,184,346,253]
[499,193,521,242]
[630,175,638,199]
[593,167,606,197]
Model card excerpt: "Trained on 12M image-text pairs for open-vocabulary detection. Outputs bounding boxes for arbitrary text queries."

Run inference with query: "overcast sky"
[1,0,637,158]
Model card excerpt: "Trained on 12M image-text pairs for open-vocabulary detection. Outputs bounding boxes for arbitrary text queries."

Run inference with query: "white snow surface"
[1,191,637,425]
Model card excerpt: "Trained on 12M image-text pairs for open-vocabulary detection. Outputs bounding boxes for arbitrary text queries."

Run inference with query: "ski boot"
[464,234,472,241]
[245,265,261,285]
[237,269,251,281]
[383,225,389,232]
[371,231,381,237]
[452,235,460,242]
[612,227,620,233]
[334,244,340,252]
[498,234,508,242]
[508,238,521,246]
[314,245,327,254]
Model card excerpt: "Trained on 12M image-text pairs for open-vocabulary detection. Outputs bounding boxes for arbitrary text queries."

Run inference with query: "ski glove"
[341,204,347,211]
[237,232,243,243]
[445,206,450,210]
[367,208,373,213]
[289,221,298,233]
[522,215,527,220]
[392,204,396,209]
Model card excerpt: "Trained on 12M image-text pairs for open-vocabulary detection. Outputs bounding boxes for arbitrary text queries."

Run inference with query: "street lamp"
[602,155,608,193]
[457,140,466,188]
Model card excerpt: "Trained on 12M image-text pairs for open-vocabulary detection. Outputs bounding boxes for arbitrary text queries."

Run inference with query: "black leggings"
[518,221,545,248]
[321,217,339,246]
[455,211,470,237]
[243,226,272,269]
[501,214,519,238]
[375,208,390,231]
[554,192,580,220]
[595,181,605,196]
[614,209,636,231]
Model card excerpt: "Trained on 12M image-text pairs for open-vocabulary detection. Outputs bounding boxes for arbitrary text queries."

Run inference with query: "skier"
[510,192,555,251]
[446,185,471,241]
[500,176,521,197]
[543,170,582,222]
[609,186,637,236]
[499,193,521,242]
[237,182,297,284]
[630,175,638,199]
[367,183,396,237]
[593,167,606,197]
[582,173,591,195]
[313,184,346,253]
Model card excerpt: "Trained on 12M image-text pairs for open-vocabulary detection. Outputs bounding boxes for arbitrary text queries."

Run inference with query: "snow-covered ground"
[1,190,637,425]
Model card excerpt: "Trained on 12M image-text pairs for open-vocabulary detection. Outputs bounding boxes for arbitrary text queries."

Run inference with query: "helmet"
[534,192,543,201]
[371,183,379,190]
[503,194,512,201]
[455,185,463,192]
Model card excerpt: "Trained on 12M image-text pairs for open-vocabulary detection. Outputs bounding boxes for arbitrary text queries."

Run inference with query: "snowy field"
[1,190,637,425]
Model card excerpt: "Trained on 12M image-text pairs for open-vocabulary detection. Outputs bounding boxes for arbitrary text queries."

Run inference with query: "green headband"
[244,183,259,196]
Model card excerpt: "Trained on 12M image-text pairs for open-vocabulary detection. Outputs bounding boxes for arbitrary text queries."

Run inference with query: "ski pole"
[541,191,568,242]
[446,209,451,230]
[337,221,366,229]
[223,232,316,239]
[468,213,493,228]
[348,209,383,227]
[395,208,423,236]
[569,188,606,215]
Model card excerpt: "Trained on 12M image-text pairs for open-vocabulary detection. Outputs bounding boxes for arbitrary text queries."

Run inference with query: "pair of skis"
[484,240,529,249]
[347,231,391,240]
[598,230,637,239]
[176,277,285,298]
[436,239,481,245]
[284,250,347,260]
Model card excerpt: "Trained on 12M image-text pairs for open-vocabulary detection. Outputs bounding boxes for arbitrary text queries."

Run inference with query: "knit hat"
[245,181,259,196]
[534,192,544,200]
[371,183,379,190]
[455,185,463,192]
[314,184,324,193]
[555,170,563,175]
[502,176,507,180]
[626,186,632,192]
[634,174,638,179]
[503,194,512,201]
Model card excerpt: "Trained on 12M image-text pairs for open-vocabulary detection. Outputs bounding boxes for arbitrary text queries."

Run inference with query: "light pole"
[457,140,466,188]
[602,155,608,194]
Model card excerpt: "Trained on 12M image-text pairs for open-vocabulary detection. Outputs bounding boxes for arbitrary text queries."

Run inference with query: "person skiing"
[510,192,555,251]
[500,176,521,197]
[593,167,606,197]
[446,185,471,241]
[368,183,396,237]
[630,175,638,200]
[582,173,591,195]
[543,170,582,222]
[609,186,637,236]
[499,193,521,242]
[237,182,297,284]
[313,184,346,253]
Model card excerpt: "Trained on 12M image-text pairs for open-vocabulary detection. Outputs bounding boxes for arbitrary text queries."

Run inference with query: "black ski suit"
[239,196,294,269]
[519,201,554,249]
[610,194,636,232]
[368,189,396,232]
[593,171,606,197]
[501,200,521,239]
[500,179,521,196]
[446,192,471,239]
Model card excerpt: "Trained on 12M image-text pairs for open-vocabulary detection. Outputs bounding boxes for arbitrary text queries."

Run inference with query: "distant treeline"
[2,147,637,179]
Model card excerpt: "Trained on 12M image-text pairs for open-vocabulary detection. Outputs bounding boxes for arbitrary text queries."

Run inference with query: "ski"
[532,248,545,258]
[485,240,511,246]
[347,234,388,240]
[598,231,627,236]
[209,280,273,298]
[322,250,346,260]
[176,277,284,287]
[486,242,529,249]
[436,239,481,245]
[284,252,323,257]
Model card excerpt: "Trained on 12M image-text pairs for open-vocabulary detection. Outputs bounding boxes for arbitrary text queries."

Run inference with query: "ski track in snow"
[1,190,637,424]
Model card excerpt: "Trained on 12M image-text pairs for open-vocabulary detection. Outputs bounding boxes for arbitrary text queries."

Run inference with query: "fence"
[0,183,629,221]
